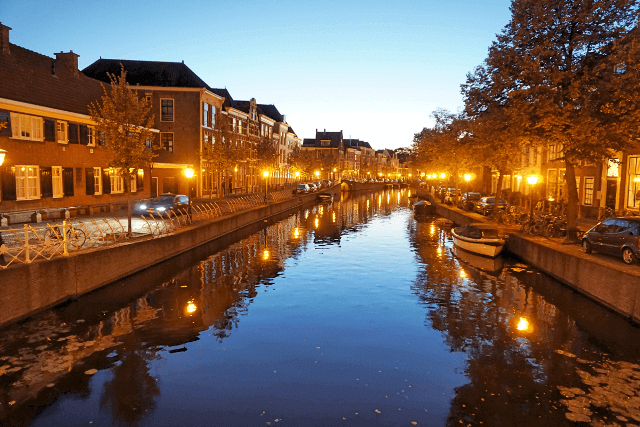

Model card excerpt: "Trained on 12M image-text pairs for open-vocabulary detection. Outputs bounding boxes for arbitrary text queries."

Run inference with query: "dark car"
[473,197,507,215]
[582,217,640,264]
[134,193,190,215]
[458,192,482,211]
[296,184,310,194]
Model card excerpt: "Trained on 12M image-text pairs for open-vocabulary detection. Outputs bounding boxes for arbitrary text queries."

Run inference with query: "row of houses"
[484,143,640,218]
[0,23,303,217]
[301,130,404,180]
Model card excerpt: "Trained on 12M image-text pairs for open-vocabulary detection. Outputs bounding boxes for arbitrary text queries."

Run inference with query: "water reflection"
[0,189,638,426]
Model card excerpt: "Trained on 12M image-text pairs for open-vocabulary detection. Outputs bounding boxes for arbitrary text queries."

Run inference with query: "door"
[606,180,617,209]
[151,177,158,198]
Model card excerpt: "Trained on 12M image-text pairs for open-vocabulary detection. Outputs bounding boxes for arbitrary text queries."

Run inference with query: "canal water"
[1,189,639,426]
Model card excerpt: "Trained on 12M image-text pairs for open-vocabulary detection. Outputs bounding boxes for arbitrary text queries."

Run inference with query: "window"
[87,126,96,146]
[108,169,124,194]
[203,102,209,127]
[628,157,640,208]
[321,140,330,147]
[238,120,242,134]
[10,113,43,141]
[161,132,173,152]
[16,165,40,200]
[161,99,174,121]
[94,167,102,195]
[57,121,68,144]
[548,144,556,161]
[52,166,63,198]
[584,177,595,206]
[607,158,620,178]
[130,172,137,193]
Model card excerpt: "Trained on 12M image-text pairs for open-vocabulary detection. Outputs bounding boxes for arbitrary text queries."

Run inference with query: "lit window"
[607,158,619,178]
[94,167,102,195]
[109,169,124,194]
[584,177,594,206]
[56,121,68,144]
[87,126,96,146]
[52,166,63,198]
[203,102,209,127]
[548,144,556,161]
[10,113,43,141]
[161,99,174,121]
[161,132,173,152]
[16,165,40,200]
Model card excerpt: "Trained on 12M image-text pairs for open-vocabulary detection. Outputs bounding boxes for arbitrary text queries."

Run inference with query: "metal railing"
[0,188,303,269]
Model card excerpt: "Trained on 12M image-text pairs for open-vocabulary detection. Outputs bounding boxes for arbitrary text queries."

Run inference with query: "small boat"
[317,192,333,203]
[451,223,506,257]
[412,200,435,215]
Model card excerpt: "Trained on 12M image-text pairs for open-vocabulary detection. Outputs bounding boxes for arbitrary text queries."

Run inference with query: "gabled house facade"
[301,129,344,180]
[0,24,151,219]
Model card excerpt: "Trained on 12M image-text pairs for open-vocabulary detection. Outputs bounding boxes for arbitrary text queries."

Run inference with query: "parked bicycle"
[598,206,615,222]
[43,222,87,248]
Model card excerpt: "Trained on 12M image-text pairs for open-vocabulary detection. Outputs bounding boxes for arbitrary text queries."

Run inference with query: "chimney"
[55,50,80,76]
[0,23,11,55]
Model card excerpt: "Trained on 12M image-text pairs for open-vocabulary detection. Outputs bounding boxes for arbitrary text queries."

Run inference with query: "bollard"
[64,209,70,220]
[62,220,69,257]
[36,212,42,223]
[0,216,7,228]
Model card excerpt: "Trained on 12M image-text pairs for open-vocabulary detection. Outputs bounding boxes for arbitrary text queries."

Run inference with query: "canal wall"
[0,190,335,326]
[432,201,640,324]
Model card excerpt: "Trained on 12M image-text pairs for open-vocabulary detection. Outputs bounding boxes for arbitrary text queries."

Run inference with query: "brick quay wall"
[0,190,337,327]
[433,201,640,324]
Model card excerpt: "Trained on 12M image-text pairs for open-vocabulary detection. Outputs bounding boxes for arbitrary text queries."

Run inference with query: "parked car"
[134,193,190,215]
[582,217,640,264]
[307,183,318,192]
[322,180,332,187]
[296,184,310,194]
[473,197,507,215]
[444,189,462,204]
[458,192,482,211]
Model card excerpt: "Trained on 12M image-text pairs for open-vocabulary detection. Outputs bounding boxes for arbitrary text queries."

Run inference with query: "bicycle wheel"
[43,228,59,241]
[71,228,86,247]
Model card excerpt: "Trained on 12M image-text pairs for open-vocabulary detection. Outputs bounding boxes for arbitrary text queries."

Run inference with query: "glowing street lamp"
[464,173,472,201]
[0,148,6,166]
[184,167,194,221]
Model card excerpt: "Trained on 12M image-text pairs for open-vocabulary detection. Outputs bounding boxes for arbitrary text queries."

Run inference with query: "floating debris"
[84,369,98,375]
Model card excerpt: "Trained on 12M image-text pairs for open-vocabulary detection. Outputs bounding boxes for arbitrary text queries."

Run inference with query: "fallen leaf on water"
[564,412,590,422]
[84,369,98,375]
[375,409,381,413]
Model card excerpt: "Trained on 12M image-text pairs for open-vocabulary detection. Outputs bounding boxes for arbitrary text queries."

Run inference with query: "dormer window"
[321,140,330,147]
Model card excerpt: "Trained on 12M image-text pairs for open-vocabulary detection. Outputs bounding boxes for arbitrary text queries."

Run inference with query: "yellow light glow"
[527,175,539,185]
[138,169,144,177]
[517,317,531,332]
[517,175,522,180]
[315,171,320,176]
[440,173,445,179]
[437,246,443,255]
[263,250,269,260]
[234,167,238,172]
[294,228,299,238]
[295,172,300,177]
[367,200,370,209]
[314,218,319,228]
[420,173,425,177]
[333,168,337,172]
[186,301,197,314]
[0,149,7,166]
[460,270,467,278]
[430,225,436,235]
[464,173,471,182]
[263,171,269,178]
[332,212,336,222]
[634,176,640,183]
[184,167,195,179]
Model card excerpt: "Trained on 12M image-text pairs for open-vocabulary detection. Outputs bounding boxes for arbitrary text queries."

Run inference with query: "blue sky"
[3,0,512,150]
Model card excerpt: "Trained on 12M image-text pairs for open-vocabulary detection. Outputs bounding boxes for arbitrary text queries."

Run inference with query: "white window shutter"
[10,113,20,138]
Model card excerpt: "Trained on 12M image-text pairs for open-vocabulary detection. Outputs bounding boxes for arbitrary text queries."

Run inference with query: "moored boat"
[412,200,435,215]
[451,223,505,257]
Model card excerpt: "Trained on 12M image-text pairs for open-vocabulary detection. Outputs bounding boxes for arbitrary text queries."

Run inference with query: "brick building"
[0,23,151,219]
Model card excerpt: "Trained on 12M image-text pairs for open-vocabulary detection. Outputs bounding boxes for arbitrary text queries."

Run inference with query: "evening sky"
[4,0,512,150]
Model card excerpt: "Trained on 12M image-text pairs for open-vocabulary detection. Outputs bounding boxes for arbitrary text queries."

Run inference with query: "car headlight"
[138,204,147,210]
[157,206,166,212]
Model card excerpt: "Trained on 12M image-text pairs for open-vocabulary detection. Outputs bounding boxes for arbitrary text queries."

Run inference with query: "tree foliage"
[256,136,279,171]
[88,67,156,235]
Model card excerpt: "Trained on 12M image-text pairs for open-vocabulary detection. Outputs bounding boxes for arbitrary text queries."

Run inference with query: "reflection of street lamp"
[527,175,539,224]
[184,167,194,222]
[263,170,269,202]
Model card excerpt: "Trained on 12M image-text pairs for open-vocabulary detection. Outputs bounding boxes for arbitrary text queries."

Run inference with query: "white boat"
[451,223,506,257]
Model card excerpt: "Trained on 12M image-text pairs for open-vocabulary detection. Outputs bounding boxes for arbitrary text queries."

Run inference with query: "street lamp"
[464,173,472,201]
[184,167,194,222]
[527,174,539,225]
[263,170,269,203]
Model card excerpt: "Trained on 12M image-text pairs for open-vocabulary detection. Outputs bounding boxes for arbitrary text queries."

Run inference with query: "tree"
[256,135,279,172]
[288,145,314,178]
[201,108,242,198]
[484,0,640,239]
[89,67,156,236]
[413,109,476,203]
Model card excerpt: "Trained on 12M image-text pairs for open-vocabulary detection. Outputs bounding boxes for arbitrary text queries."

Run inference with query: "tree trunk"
[564,160,579,242]
[494,170,504,211]
[126,175,132,238]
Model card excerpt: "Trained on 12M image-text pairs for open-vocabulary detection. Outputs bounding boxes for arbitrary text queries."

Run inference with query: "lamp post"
[527,175,539,224]
[184,167,194,222]
[464,173,472,205]
[263,170,269,203]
